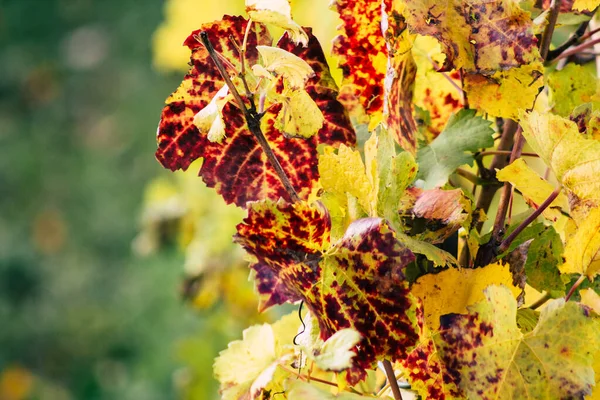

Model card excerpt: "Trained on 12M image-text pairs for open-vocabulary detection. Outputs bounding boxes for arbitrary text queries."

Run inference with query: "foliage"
[153,0,600,399]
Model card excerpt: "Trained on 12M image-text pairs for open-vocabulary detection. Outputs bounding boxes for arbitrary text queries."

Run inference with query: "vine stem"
[565,275,587,302]
[199,31,301,203]
[539,0,563,60]
[382,360,403,400]
[474,127,524,267]
[552,37,600,63]
[497,186,562,254]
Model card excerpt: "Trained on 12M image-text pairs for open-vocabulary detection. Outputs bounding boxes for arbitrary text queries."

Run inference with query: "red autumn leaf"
[331,0,389,114]
[156,17,355,207]
[235,199,419,384]
[383,5,418,153]
[156,16,270,171]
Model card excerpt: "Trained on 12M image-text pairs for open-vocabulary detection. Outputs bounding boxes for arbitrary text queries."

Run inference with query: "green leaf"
[548,63,600,117]
[438,285,600,399]
[364,126,418,227]
[416,109,494,189]
[524,226,566,297]
[516,308,539,334]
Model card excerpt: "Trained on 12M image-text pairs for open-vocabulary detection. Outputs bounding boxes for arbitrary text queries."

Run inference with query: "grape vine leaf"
[412,36,464,140]
[318,144,374,217]
[245,0,308,46]
[295,313,362,372]
[193,85,231,143]
[411,262,522,331]
[400,187,472,244]
[213,312,300,400]
[416,109,495,189]
[403,0,540,73]
[383,1,418,153]
[520,110,600,204]
[156,19,355,207]
[561,206,600,278]
[437,285,600,400]
[496,158,568,222]
[364,126,418,227]
[524,226,566,297]
[331,0,389,116]
[254,46,314,90]
[573,0,600,11]
[580,288,600,314]
[235,200,420,384]
[464,62,544,120]
[548,63,600,117]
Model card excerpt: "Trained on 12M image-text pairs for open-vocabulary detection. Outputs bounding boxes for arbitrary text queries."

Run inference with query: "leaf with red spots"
[412,36,464,141]
[383,3,419,153]
[156,16,270,171]
[235,199,420,384]
[436,285,600,399]
[331,0,389,116]
[403,1,540,73]
[156,18,355,207]
[331,0,418,152]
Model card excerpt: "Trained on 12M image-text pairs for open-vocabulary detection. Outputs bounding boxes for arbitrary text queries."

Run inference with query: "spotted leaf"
[156,20,355,207]
[403,0,540,73]
[437,285,600,400]
[331,0,390,115]
[236,200,420,384]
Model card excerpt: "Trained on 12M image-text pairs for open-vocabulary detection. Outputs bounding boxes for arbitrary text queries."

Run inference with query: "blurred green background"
[0,0,339,399]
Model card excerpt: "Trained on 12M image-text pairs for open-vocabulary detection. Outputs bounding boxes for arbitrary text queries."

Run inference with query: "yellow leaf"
[496,158,568,222]
[573,0,600,11]
[193,85,231,143]
[246,0,308,46]
[255,46,314,90]
[214,312,299,399]
[413,36,464,140]
[580,289,600,315]
[464,62,544,120]
[318,145,373,215]
[277,89,324,138]
[561,207,600,278]
[411,262,522,331]
[521,111,600,204]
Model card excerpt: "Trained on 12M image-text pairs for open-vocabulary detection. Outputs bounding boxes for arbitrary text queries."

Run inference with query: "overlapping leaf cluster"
[153,0,600,398]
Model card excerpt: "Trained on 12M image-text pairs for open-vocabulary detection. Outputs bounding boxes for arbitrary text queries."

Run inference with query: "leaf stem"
[539,0,563,60]
[552,37,600,63]
[547,19,592,61]
[199,31,301,203]
[565,275,587,302]
[456,168,479,185]
[529,291,551,310]
[382,360,403,400]
[477,150,538,158]
[497,186,562,254]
